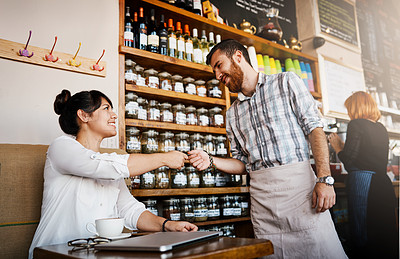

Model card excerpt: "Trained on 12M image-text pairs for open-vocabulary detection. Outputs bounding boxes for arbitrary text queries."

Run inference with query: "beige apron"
[250,160,348,259]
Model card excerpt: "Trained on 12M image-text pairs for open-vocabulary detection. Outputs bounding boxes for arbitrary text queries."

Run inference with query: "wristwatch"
[316,176,335,186]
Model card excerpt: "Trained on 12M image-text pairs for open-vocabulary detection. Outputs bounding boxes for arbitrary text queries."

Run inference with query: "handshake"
[162,150,212,172]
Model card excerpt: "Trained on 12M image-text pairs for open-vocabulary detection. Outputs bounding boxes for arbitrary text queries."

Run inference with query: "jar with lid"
[163,199,181,221]
[171,74,184,93]
[148,100,160,121]
[135,65,146,86]
[207,79,222,98]
[142,199,158,216]
[239,195,249,217]
[170,167,187,188]
[201,168,215,188]
[159,131,175,153]
[155,166,170,189]
[206,196,220,220]
[203,134,215,155]
[229,175,242,187]
[197,107,209,126]
[232,195,242,217]
[158,71,172,91]
[183,77,196,95]
[125,92,139,119]
[209,107,224,127]
[190,133,203,151]
[130,176,140,189]
[222,195,233,218]
[141,130,159,153]
[215,170,228,187]
[144,68,159,88]
[185,106,197,125]
[126,126,141,154]
[180,198,195,222]
[186,166,200,188]
[140,171,155,189]
[194,79,207,97]
[125,59,137,84]
[194,197,208,222]
[172,103,186,125]
[215,135,228,157]
[137,97,148,120]
[175,132,190,152]
[160,102,173,123]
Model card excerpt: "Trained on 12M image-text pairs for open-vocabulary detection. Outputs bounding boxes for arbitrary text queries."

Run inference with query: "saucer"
[95,232,131,240]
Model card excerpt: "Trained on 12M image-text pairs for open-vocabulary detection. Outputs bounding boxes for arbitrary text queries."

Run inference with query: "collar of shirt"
[237,73,264,102]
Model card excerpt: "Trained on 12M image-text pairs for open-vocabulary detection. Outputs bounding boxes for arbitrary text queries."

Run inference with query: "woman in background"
[328,91,398,259]
[29,89,197,258]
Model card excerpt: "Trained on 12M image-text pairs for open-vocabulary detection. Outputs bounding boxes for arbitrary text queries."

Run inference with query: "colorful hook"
[18,30,34,57]
[67,42,81,67]
[91,49,105,71]
[44,36,59,62]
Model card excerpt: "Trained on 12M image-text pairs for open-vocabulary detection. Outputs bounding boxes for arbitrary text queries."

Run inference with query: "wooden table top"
[33,237,273,259]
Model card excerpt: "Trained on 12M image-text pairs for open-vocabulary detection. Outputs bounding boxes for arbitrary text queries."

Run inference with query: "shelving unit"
[131,186,249,197]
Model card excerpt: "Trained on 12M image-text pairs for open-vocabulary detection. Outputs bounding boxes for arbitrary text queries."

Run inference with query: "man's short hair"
[206,39,251,65]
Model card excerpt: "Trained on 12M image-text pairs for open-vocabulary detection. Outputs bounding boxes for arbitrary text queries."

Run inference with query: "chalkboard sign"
[318,0,358,46]
[209,0,298,45]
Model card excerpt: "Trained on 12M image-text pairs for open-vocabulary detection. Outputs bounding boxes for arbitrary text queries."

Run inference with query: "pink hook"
[19,30,34,57]
[44,36,59,62]
[91,49,105,71]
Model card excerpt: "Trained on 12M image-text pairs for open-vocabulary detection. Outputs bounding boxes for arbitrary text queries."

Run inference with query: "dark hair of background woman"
[54,89,113,136]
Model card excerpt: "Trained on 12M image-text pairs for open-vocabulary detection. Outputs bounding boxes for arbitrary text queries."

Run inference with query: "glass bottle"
[184,24,193,62]
[148,99,160,121]
[163,199,181,221]
[215,170,228,187]
[125,92,138,119]
[194,197,208,222]
[158,71,172,91]
[180,197,195,222]
[138,7,148,50]
[185,105,197,125]
[194,79,207,97]
[160,102,173,123]
[155,166,170,189]
[170,167,187,188]
[176,22,185,60]
[230,175,242,187]
[208,32,215,51]
[133,11,138,48]
[207,196,220,220]
[125,59,137,84]
[201,168,215,187]
[215,135,227,157]
[190,133,203,151]
[192,28,202,64]
[259,7,283,43]
[192,0,202,15]
[126,126,141,154]
[186,166,200,188]
[216,34,221,44]
[222,195,233,218]
[185,0,193,12]
[232,195,242,217]
[171,74,184,93]
[141,129,159,153]
[135,65,147,86]
[175,0,186,9]
[203,134,215,155]
[140,170,155,189]
[137,97,148,120]
[207,79,222,98]
[144,68,159,88]
[209,107,224,127]
[175,132,190,152]
[159,131,175,153]
[172,103,186,125]
[239,195,249,217]
[147,9,159,53]
[124,6,134,47]
[167,19,176,58]
[158,14,168,56]
[183,77,196,95]
[200,30,209,65]
[197,107,209,126]
[142,199,158,216]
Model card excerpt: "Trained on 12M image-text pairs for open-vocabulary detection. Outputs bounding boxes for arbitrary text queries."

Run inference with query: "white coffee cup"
[86,218,124,237]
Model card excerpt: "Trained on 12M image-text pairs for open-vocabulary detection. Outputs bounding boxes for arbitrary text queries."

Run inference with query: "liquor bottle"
[175,0,186,9]
[216,34,221,44]
[184,24,193,62]
[133,11,138,48]
[167,19,177,57]
[147,9,159,53]
[158,14,168,56]
[192,28,202,64]
[176,22,185,60]
[192,0,202,15]
[124,6,134,47]
[208,32,215,51]
[200,30,209,65]
[138,7,148,50]
[186,0,193,12]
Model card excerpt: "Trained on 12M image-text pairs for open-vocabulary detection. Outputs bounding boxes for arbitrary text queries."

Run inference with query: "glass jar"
[147,100,160,121]
[190,133,203,151]
[201,168,215,188]
[229,175,243,187]
[215,170,228,187]
[160,102,173,123]
[180,197,195,222]
[124,59,137,84]
[126,126,141,154]
[158,71,172,91]
[142,199,158,216]
[203,134,216,155]
[135,65,146,86]
[186,166,200,188]
[197,107,209,126]
[194,79,207,97]
[194,197,208,222]
[185,105,197,125]
[183,77,196,95]
[170,167,187,188]
[222,195,233,218]
[159,131,175,153]
[172,103,186,125]
[141,130,159,153]
[125,92,139,119]
[140,171,155,189]
[239,195,249,217]
[130,176,140,189]
[144,68,159,88]
[232,195,242,217]
[207,79,222,98]
[215,136,228,157]
[137,97,148,120]
[171,74,184,93]
[155,166,170,189]
[163,199,181,221]
[209,107,224,127]
[207,196,220,220]
[175,132,190,152]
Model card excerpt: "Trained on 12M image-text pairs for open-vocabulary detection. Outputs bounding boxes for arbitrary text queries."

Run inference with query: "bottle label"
[124,31,134,42]
[168,37,177,49]
[162,110,173,122]
[199,115,209,126]
[217,147,227,155]
[241,202,249,208]
[143,174,154,184]
[161,80,172,91]
[233,208,242,216]
[190,178,200,185]
[149,108,160,120]
[215,176,227,187]
[194,49,202,63]
[140,33,148,46]
[159,36,168,48]
[215,114,224,125]
[148,34,159,46]
[223,208,233,216]
[210,88,222,97]
[202,49,209,63]
[208,209,220,217]
[177,39,185,51]
[170,213,181,221]
[173,174,187,185]
[174,82,184,92]
[126,140,140,151]
[136,75,146,86]
[185,212,195,218]
[125,101,138,114]
[175,112,187,124]
[187,114,197,125]
[194,209,208,217]
[185,41,193,54]
[204,177,215,185]
[148,76,159,88]
[197,87,207,97]
[186,83,196,95]
[138,108,147,120]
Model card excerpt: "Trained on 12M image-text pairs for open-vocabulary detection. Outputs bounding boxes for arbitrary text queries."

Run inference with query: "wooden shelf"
[126,84,226,107]
[131,187,249,197]
[378,105,400,116]
[194,217,251,227]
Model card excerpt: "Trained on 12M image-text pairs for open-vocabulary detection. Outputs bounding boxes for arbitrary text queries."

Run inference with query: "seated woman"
[29,89,197,258]
[328,91,398,259]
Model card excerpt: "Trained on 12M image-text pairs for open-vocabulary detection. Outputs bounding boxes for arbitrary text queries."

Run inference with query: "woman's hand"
[161,151,188,169]
[188,150,210,171]
[165,220,198,232]
[327,133,344,153]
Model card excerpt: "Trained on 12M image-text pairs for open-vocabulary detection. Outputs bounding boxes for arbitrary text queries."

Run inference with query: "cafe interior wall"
[0,0,120,148]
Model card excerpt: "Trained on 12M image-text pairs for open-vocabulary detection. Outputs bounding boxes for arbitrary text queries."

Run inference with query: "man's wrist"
[204,150,217,170]
[316,175,334,186]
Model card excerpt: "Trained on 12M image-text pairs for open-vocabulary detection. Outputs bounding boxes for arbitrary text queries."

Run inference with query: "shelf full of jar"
[131,186,250,197]
[194,216,251,227]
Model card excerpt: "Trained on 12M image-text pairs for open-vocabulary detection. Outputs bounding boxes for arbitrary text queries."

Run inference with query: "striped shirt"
[226,72,323,172]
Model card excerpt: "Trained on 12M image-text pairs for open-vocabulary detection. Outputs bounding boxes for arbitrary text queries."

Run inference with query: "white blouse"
[29,136,147,258]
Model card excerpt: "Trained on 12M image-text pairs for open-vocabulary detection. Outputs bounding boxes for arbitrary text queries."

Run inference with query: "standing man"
[189,39,347,258]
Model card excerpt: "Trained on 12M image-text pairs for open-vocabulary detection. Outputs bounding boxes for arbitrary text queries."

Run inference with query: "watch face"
[326,176,334,185]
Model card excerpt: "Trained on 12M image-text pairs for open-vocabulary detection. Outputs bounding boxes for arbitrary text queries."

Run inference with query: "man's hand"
[312,183,336,213]
[188,150,210,171]
[165,221,198,232]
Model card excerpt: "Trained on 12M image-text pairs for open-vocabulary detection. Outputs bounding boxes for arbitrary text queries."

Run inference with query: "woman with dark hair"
[29,89,197,258]
[328,91,398,258]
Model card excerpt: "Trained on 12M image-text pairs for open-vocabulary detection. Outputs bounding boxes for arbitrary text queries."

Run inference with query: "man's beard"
[227,60,244,93]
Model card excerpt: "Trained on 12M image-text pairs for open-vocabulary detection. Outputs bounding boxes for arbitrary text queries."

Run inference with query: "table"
[33,236,273,259]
